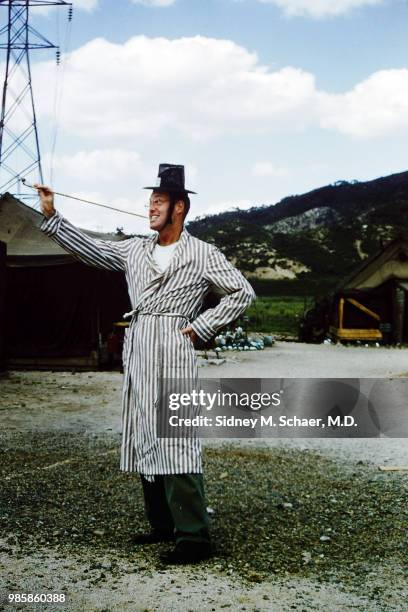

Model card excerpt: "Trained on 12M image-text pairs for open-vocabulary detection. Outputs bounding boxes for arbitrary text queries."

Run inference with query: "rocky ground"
[0,343,407,611]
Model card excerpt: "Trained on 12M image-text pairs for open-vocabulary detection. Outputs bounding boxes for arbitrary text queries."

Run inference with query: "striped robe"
[41,211,256,476]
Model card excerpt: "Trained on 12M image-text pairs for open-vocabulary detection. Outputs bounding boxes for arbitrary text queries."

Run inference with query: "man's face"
[148,191,171,231]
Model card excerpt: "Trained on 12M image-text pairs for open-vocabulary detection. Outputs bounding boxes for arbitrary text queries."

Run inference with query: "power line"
[49,2,72,184]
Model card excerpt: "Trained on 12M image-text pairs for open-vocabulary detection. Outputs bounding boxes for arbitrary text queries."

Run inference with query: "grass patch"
[242,296,313,335]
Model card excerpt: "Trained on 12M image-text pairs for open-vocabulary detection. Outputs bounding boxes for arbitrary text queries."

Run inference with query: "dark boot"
[133,528,175,545]
[160,540,212,564]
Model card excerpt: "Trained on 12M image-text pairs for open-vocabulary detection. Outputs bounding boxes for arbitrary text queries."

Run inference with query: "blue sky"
[4,0,408,232]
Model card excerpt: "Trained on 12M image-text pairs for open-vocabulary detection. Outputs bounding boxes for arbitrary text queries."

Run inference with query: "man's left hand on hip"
[181,326,198,344]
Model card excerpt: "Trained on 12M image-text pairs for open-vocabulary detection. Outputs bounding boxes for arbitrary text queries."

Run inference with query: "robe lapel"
[145,232,162,276]
[137,228,190,308]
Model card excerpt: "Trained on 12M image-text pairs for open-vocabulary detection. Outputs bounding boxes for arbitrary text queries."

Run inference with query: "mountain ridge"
[186,170,408,295]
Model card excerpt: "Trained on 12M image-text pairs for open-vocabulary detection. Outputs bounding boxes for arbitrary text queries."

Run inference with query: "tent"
[0,193,131,369]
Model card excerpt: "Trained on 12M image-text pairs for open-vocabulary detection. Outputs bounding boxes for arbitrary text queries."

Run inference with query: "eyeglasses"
[144,197,170,210]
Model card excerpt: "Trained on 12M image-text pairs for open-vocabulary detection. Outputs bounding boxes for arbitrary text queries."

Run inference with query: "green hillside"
[187,170,408,295]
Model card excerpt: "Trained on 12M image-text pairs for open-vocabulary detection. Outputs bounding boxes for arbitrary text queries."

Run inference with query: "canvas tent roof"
[0,192,128,266]
[338,237,408,291]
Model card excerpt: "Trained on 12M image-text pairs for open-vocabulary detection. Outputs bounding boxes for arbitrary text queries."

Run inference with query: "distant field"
[242,296,313,335]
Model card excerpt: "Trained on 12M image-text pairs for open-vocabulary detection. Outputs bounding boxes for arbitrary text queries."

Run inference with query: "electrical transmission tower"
[0,0,72,203]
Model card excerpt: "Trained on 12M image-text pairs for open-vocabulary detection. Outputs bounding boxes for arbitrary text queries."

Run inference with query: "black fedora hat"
[144,163,197,195]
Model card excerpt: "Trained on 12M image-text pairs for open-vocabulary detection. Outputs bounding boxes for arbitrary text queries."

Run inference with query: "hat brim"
[143,186,197,195]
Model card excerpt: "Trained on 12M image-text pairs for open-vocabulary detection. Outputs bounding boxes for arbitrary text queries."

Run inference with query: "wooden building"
[329,238,408,344]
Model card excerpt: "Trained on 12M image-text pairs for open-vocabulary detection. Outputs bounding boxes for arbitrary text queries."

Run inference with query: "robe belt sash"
[123,308,190,323]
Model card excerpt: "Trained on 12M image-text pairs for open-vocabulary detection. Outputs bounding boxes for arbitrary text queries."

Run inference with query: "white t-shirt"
[152,241,179,272]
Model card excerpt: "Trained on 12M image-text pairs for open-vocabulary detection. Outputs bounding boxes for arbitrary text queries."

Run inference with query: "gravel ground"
[1,343,407,611]
[205,438,408,471]
[1,437,407,612]
[1,543,405,612]
[2,543,401,612]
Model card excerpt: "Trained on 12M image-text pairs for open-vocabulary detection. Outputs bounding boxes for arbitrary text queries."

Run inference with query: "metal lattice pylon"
[0,0,71,203]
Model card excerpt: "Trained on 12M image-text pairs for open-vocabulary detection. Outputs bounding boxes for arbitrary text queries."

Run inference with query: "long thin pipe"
[21,177,148,219]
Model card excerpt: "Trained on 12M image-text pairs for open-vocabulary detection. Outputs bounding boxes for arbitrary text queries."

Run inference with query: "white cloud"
[319,69,408,137]
[54,190,149,234]
[34,0,98,16]
[252,162,289,177]
[257,0,383,18]
[130,0,176,6]
[41,149,149,232]
[197,200,254,217]
[43,149,146,185]
[33,36,317,140]
[72,0,98,11]
[28,35,408,148]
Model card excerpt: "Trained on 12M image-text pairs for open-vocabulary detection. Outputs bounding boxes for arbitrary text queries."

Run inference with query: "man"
[107,328,119,369]
[35,163,256,564]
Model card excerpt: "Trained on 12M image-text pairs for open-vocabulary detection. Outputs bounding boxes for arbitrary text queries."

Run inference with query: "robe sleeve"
[190,246,256,342]
[40,210,134,272]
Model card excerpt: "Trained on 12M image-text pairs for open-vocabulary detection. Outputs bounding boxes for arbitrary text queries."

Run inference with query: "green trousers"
[140,473,211,546]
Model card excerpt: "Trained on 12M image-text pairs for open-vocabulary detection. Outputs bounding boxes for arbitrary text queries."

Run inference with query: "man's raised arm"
[36,184,133,272]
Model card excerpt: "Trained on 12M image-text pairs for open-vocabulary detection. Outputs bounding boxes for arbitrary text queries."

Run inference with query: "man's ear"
[174,200,184,215]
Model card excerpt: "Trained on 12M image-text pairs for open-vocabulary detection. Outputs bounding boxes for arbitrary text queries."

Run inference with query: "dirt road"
[199,341,408,378]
